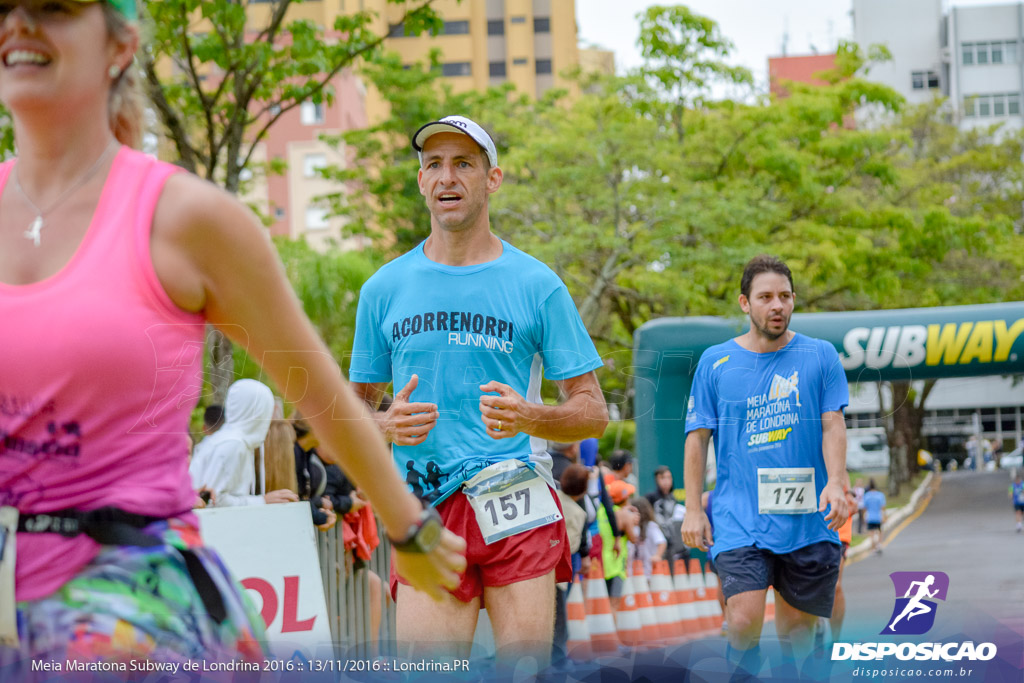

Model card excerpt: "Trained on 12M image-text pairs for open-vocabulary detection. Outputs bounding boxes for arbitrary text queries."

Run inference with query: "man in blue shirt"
[349,116,608,664]
[682,255,850,671]
[862,479,887,553]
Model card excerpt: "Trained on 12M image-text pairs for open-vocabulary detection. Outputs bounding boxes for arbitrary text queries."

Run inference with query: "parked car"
[846,428,889,471]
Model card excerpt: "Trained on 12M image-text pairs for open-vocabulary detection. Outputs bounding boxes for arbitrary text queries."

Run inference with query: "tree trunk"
[206,326,234,405]
[882,379,938,496]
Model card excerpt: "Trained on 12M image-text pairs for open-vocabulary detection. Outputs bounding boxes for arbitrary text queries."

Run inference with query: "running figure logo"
[768,370,801,407]
[883,571,949,635]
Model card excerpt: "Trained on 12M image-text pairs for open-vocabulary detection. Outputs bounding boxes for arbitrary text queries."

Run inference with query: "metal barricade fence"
[315,517,397,658]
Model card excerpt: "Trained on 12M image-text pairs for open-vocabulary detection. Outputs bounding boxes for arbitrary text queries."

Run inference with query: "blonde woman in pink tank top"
[0,0,465,669]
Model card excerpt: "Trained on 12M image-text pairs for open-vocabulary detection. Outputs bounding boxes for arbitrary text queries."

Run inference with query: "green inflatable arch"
[632,301,1024,488]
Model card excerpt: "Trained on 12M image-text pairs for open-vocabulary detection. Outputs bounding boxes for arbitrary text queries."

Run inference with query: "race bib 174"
[757,468,816,515]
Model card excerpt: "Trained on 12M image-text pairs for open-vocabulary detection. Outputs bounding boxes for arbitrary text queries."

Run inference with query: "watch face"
[418,518,442,551]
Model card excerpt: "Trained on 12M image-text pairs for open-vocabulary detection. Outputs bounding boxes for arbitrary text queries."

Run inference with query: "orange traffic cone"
[688,558,716,633]
[673,559,701,636]
[565,580,591,660]
[583,560,619,655]
[703,564,724,629]
[650,559,684,642]
[629,564,663,644]
[616,576,644,647]
[765,586,776,622]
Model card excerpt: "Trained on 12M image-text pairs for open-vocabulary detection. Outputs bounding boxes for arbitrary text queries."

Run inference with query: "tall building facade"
[852,0,1024,131]
[373,0,579,107]
[947,2,1024,130]
[245,0,580,243]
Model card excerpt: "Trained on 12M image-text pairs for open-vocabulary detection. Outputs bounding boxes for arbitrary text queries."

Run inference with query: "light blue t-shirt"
[863,489,886,524]
[350,240,602,504]
[685,333,849,559]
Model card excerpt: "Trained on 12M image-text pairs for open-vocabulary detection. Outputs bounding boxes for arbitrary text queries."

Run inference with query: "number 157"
[483,489,531,525]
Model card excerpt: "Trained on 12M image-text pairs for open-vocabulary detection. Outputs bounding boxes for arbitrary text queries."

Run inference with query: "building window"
[305,207,329,231]
[963,93,1023,118]
[441,62,472,77]
[535,59,552,75]
[978,94,991,116]
[300,101,324,125]
[303,153,327,178]
[510,16,526,24]
[388,22,405,38]
[487,19,504,35]
[274,207,286,220]
[913,71,938,89]
[992,42,1004,64]
[976,42,989,64]
[512,57,528,66]
[534,17,550,33]
[444,20,469,35]
[964,40,1021,66]
[489,61,507,77]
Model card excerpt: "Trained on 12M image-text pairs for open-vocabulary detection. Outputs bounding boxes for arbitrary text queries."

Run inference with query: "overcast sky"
[576,0,1015,92]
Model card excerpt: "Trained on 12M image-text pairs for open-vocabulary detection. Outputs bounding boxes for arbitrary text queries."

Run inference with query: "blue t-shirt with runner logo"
[685,333,849,559]
[350,240,602,504]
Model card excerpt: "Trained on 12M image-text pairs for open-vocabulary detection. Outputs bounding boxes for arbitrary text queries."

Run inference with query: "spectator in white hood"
[190,379,299,507]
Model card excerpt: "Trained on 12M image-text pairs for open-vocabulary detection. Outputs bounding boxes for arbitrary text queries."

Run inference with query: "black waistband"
[16,506,227,624]
[17,507,167,546]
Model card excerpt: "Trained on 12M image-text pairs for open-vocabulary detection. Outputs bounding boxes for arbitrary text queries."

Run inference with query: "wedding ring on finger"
[497,420,502,432]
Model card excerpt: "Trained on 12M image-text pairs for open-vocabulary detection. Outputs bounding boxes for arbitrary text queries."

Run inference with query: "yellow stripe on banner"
[846,473,942,567]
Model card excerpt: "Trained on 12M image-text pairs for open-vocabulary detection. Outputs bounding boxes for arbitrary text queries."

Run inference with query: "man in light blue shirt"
[349,116,607,665]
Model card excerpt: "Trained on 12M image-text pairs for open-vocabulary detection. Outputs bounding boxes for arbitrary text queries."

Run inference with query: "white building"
[853,0,1024,131]
[847,376,1024,448]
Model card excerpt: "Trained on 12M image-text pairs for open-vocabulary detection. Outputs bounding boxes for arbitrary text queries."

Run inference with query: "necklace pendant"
[24,215,42,247]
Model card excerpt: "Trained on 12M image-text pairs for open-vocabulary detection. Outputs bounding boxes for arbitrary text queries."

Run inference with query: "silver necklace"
[12,140,119,247]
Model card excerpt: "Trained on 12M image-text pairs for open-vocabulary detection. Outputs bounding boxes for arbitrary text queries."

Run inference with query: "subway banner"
[632,301,1024,484]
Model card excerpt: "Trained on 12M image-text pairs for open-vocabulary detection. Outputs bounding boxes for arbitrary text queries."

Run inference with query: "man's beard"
[752,312,790,340]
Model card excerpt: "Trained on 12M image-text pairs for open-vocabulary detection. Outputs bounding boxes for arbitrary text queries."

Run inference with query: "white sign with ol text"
[196,503,331,658]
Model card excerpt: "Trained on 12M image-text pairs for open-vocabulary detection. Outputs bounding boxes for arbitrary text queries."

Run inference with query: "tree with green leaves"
[142,0,443,401]
[327,5,1024,447]
[636,4,753,142]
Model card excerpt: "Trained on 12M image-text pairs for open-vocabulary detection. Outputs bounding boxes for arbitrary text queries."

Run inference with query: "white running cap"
[412,115,498,167]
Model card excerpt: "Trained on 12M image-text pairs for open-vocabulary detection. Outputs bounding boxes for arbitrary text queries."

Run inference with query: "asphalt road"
[839,469,1024,640]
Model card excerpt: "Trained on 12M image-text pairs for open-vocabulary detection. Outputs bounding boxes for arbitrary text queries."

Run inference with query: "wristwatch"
[389,506,443,553]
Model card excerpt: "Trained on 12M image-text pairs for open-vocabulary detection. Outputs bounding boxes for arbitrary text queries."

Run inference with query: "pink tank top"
[0,147,205,601]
